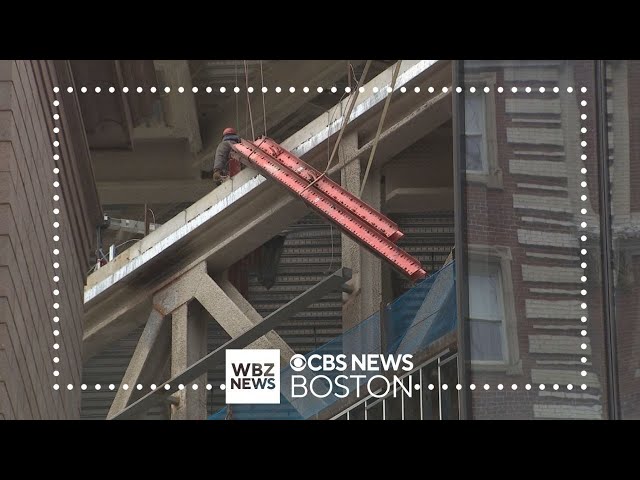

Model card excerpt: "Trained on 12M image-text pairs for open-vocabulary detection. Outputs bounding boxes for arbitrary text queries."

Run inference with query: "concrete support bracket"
[170,303,207,420]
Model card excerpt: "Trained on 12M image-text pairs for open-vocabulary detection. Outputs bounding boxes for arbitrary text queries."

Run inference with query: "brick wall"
[0,60,101,419]
[463,61,609,419]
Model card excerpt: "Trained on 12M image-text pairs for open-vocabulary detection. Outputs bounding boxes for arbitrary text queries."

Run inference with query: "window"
[463,74,502,188]
[469,261,506,361]
[467,245,521,374]
[465,95,488,173]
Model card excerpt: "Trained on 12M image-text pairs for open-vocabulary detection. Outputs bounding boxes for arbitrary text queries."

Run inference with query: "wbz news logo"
[225,349,280,404]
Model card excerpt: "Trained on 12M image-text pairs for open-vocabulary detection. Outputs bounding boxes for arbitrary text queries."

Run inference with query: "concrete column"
[339,133,383,332]
[170,303,208,420]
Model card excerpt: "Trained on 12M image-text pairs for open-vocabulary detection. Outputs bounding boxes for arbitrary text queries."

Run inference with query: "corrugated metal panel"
[81,325,169,420]
[390,212,455,293]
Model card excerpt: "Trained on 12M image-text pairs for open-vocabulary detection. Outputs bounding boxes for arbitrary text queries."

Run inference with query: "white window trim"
[465,96,489,175]
[464,72,503,189]
[468,264,507,362]
[467,244,522,375]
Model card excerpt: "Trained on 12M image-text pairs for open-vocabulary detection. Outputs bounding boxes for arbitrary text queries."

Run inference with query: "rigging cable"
[302,60,372,193]
[359,60,402,198]
[260,60,267,137]
[244,60,256,140]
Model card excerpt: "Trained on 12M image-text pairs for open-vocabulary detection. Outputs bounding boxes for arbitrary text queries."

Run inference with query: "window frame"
[468,260,508,363]
[467,244,522,375]
[464,73,503,189]
[464,94,490,174]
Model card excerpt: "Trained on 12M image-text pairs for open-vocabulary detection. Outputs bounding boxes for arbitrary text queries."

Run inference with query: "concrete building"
[1,59,638,420]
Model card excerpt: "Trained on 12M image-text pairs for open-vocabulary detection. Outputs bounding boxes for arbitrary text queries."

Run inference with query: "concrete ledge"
[84,174,268,303]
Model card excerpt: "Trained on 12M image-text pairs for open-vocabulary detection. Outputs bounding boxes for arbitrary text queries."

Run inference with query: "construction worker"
[201,127,241,183]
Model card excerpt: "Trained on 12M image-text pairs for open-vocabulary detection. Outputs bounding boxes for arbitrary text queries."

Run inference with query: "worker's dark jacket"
[213,134,241,172]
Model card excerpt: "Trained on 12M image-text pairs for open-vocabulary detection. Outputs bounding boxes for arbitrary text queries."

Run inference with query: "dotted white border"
[50,89,63,390]
[578,86,590,390]
[50,85,591,393]
[59,85,584,95]
[55,382,585,392]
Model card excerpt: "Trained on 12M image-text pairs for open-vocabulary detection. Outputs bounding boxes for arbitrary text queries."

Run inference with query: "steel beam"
[111,267,351,420]
[231,141,427,281]
[253,136,403,242]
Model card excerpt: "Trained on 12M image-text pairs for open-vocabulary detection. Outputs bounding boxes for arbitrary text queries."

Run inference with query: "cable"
[327,223,335,274]
[326,86,352,162]
[359,60,402,198]
[260,60,267,137]
[147,207,156,226]
[325,60,371,172]
[244,60,256,140]
[302,60,371,198]
[114,237,143,251]
[302,60,372,194]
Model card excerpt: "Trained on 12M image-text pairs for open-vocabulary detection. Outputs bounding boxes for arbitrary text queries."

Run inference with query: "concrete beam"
[215,274,295,364]
[83,176,308,357]
[339,133,382,331]
[328,89,452,177]
[170,303,207,420]
[283,61,441,158]
[194,274,277,351]
[153,262,206,316]
[83,294,152,360]
[111,267,351,420]
[90,140,196,185]
[98,180,214,205]
[106,309,169,419]
[153,60,202,153]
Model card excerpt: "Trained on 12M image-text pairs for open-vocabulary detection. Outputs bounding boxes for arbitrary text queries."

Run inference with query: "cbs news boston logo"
[225,349,414,404]
[225,349,281,404]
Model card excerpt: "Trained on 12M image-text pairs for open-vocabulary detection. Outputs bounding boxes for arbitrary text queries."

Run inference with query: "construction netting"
[209,261,457,420]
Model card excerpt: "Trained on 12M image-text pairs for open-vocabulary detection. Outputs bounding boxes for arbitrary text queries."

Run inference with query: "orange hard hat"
[223,127,237,136]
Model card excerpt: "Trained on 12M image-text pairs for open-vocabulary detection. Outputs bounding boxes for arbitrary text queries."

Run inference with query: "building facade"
[457,60,640,419]
[0,60,102,419]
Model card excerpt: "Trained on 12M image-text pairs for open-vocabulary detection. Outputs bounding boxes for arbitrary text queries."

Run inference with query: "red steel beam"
[253,137,404,242]
[231,140,427,281]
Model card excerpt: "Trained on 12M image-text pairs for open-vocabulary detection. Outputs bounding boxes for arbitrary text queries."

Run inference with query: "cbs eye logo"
[290,354,307,371]
[225,349,280,404]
